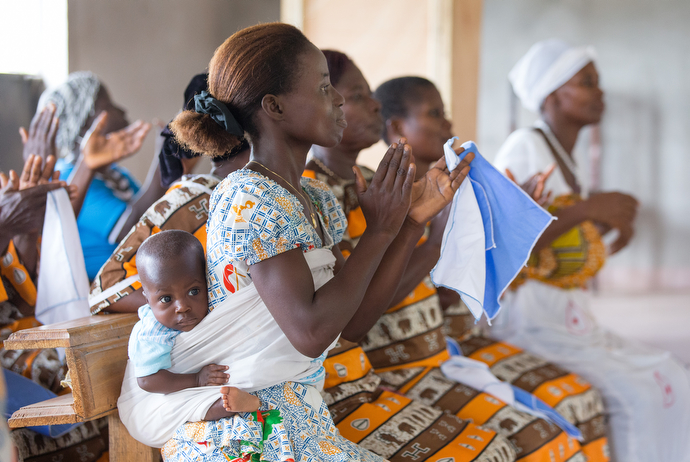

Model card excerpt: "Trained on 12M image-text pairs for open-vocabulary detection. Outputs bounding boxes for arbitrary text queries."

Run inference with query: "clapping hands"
[354,139,416,237]
[81,111,151,170]
[408,145,473,226]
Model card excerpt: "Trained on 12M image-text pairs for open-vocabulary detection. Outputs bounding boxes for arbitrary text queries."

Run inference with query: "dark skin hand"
[137,364,229,394]
[20,104,60,163]
[533,191,638,253]
[68,111,152,217]
[505,164,555,207]
[0,171,68,255]
[12,154,77,277]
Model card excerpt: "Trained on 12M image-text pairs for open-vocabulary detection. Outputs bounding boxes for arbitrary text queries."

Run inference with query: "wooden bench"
[4,313,159,461]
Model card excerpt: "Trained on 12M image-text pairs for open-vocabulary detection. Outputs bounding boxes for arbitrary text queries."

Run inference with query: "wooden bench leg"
[108,411,160,462]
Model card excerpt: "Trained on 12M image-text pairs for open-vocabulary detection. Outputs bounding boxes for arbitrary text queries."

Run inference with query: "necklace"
[313,157,342,181]
[247,160,319,229]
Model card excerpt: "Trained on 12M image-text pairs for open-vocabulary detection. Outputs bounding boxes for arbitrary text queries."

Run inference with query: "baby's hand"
[221,386,261,413]
[196,364,229,387]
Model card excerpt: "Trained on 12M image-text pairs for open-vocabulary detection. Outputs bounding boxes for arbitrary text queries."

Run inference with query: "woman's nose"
[332,87,345,107]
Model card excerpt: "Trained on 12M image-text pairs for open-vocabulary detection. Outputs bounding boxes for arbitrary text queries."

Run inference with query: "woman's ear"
[385,118,404,143]
[260,94,284,121]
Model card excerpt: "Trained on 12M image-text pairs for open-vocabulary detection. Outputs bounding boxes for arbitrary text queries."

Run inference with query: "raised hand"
[19,103,59,162]
[505,164,555,206]
[354,139,416,238]
[408,146,473,226]
[81,111,151,170]
[195,364,229,387]
[0,170,67,237]
[19,154,57,190]
[18,154,78,200]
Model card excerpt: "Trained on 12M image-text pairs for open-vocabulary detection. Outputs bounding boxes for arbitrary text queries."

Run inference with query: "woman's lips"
[336,118,348,129]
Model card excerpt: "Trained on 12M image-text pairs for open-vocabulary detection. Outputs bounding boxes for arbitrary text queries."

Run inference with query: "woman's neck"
[250,137,311,187]
[211,152,250,179]
[311,145,359,181]
[541,112,583,156]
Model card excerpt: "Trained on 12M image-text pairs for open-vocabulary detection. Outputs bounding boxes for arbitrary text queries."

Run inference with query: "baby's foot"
[220,386,261,413]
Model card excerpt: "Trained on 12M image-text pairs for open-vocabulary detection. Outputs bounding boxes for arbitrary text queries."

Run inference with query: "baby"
[128,229,259,420]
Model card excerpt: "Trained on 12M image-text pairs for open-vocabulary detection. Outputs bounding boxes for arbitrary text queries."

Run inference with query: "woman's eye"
[322,84,330,93]
[189,288,200,296]
[350,93,363,101]
[160,296,171,303]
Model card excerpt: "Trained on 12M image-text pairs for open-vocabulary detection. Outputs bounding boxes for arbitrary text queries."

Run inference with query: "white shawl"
[118,248,338,447]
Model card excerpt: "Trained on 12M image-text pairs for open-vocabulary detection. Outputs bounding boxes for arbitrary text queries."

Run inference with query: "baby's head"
[138,230,208,332]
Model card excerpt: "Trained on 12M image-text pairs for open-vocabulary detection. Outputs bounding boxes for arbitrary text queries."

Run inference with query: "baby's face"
[142,256,208,332]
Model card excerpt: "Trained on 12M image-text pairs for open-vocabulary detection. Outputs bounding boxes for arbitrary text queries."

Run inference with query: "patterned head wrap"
[509,39,596,113]
[38,71,101,161]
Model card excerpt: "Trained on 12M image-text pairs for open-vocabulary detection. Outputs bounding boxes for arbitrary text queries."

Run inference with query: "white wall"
[478,0,690,292]
[68,0,280,181]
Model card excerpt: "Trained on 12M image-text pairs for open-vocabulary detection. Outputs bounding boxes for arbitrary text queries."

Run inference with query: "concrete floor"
[590,291,690,365]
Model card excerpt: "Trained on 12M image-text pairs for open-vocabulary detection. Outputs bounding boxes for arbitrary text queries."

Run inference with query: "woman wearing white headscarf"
[37,71,166,279]
[492,39,690,462]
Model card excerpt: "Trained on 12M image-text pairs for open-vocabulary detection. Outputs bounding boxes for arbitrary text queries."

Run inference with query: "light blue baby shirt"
[128,304,180,377]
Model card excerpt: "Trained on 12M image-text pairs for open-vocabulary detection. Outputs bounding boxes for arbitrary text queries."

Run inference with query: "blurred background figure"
[492,39,690,462]
[36,71,160,280]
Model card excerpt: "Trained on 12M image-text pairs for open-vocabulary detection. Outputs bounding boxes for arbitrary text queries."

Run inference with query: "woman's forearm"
[137,369,198,394]
[341,218,426,342]
[114,160,167,242]
[12,233,39,278]
[100,288,146,314]
[251,229,395,358]
[387,237,441,308]
[67,156,96,216]
[534,201,588,251]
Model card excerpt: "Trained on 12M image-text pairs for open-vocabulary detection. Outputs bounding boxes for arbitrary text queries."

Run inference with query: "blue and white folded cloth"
[442,338,582,440]
[430,138,554,321]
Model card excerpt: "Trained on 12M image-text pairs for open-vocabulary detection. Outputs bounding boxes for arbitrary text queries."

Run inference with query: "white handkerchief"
[35,189,90,326]
[431,139,486,319]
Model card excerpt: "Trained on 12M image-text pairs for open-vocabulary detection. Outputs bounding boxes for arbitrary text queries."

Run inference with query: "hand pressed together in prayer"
[19,103,59,163]
[81,111,152,171]
[354,139,416,237]
[505,164,555,207]
[408,145,473,226]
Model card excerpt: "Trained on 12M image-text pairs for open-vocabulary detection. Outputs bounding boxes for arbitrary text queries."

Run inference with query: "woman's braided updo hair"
[171,23,312,158]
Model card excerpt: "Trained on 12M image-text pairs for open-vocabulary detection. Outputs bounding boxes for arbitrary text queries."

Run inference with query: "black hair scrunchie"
[194,91,244,136]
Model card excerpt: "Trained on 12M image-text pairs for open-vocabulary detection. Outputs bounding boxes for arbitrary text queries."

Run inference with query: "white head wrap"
[509,39,596,113]
[38,71,101,161]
